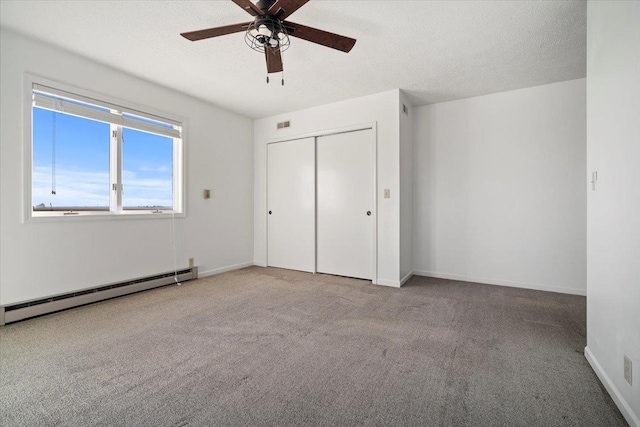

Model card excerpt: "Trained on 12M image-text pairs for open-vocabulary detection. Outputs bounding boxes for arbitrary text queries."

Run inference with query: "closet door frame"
[264,122,378,284]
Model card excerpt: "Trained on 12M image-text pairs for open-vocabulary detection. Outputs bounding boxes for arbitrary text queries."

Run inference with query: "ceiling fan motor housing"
[257,0,278,13]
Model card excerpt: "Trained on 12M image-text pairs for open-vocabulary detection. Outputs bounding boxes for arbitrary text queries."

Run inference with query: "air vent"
[277,120,291,129]
[402,104,409,115]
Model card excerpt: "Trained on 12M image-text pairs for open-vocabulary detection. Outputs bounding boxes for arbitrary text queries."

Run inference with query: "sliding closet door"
[267,138,315,272]
[317,129,374,280]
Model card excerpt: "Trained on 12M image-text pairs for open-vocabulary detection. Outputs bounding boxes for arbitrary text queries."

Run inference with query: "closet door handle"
[366,211,371,216]
[268,211,272,215]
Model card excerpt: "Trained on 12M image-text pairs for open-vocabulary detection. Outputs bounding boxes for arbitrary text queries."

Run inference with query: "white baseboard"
[412,270,586,296]
[400,271,414,286]
[375,278,401,288]
[253,261,267,267]
[198,261,254,278]
[585,346,639,427]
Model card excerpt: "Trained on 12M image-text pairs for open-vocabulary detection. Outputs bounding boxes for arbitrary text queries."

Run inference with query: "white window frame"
[24,75,186,221]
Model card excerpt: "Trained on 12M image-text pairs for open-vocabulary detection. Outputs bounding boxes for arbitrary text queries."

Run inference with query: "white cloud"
[33,166,109,208]
[138,165,171,173]
[122,176,173,207]
[33,166,172,208]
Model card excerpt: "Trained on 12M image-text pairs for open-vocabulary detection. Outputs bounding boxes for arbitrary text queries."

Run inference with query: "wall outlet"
[384,189,390,199]
[624,355,632,386]
[188,258,194,268]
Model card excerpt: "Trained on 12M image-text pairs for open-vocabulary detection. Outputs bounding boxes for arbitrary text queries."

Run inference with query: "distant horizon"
[33,203,172,210]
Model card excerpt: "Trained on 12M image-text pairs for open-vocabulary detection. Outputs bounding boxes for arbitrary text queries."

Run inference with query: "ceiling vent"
[277,120,291,129]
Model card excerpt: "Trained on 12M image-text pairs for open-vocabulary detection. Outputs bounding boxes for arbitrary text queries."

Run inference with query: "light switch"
[384,189,390,199]
[204,189,211,199]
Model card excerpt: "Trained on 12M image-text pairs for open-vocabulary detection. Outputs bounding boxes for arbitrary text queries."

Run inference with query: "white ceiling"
[0,0,586,119]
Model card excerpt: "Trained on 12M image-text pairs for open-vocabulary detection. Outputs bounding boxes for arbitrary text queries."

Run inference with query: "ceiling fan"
[180,0,356,83]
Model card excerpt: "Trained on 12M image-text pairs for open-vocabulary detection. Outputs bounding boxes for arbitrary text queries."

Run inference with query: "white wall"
[413,79,587,295]
[399,91,413,284]
[585,2,640,425]
[253,90,402,286]
[0,30,254,305]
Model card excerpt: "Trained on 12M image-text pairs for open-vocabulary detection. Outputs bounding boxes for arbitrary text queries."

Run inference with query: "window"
[29,82,183,218]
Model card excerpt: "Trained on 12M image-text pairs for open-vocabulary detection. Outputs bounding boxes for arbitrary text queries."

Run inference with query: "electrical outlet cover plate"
[624,355,632,386]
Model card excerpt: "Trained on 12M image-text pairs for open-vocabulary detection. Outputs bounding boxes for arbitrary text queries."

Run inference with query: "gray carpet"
[0,267,627,426]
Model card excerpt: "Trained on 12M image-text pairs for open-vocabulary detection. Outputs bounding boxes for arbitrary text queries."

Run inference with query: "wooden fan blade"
[232,0,264,16]
[181,22,252,41]
[265,47,283,73]
[283,21,356,52]
[268,0,309,20]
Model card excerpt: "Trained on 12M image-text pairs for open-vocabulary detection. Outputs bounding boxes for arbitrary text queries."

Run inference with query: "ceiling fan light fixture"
[258,24,272,37]
[244,18,290,54]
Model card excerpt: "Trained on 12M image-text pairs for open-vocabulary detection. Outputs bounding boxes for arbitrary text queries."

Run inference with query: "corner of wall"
[398,89,414,281]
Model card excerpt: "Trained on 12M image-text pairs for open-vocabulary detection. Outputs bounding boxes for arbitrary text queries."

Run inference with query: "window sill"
[27,210,186,222]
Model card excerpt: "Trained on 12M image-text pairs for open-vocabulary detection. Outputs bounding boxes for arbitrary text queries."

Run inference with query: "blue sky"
[32,108,173,209]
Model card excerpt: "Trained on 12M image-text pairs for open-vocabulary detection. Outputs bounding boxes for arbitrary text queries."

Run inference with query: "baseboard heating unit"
[0,267,198,326]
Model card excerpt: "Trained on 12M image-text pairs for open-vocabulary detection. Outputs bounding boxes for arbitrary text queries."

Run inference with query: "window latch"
[63,210,79,215]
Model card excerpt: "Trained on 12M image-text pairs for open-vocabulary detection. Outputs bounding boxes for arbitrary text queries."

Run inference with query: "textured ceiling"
[0,0,586,118]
